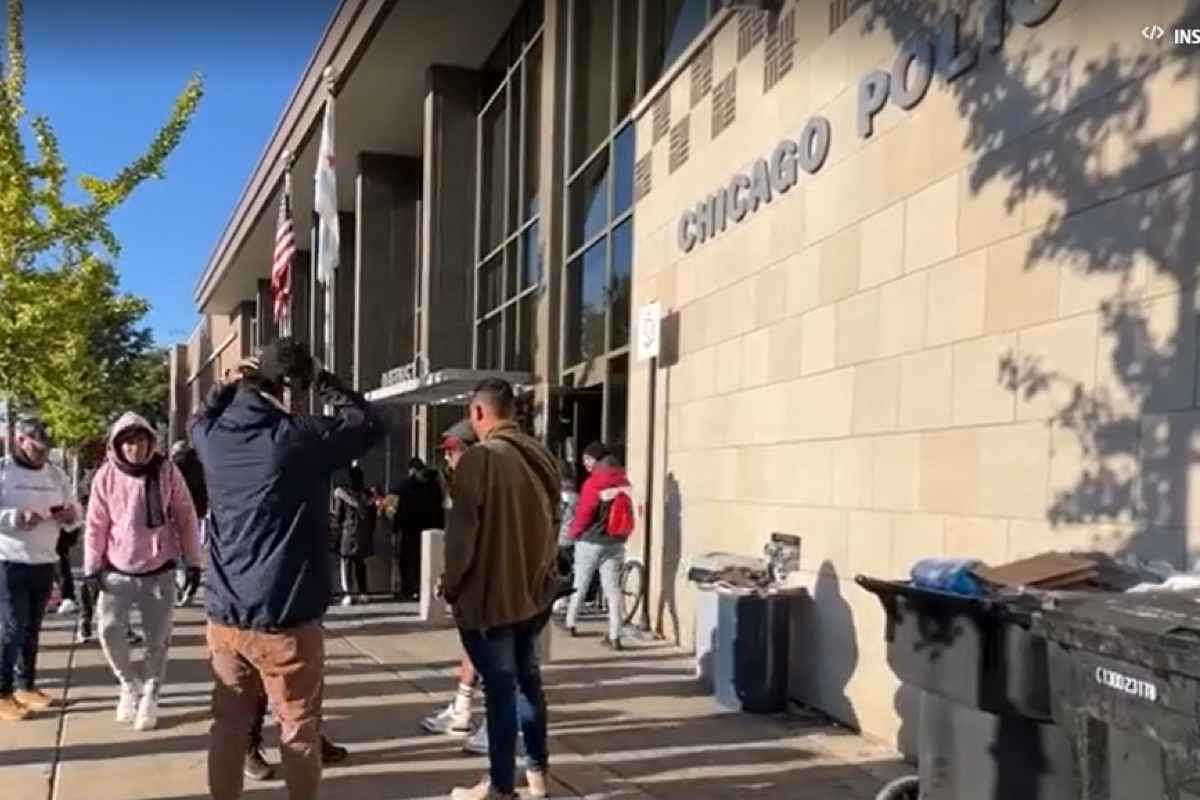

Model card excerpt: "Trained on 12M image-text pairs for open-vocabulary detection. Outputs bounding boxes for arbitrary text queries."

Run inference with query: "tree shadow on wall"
[863,0,1200,561]
[858,0,1200,780]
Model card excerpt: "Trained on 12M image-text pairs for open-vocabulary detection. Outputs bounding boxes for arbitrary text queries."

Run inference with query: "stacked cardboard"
[973,552,1099,591]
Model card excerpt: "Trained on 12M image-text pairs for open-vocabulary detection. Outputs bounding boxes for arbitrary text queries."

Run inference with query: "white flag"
[314,89,339,282]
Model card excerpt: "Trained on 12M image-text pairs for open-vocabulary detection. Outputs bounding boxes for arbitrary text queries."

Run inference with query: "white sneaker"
[134,684,158,731]
[340,595,354,607]
[421,703,472,736]
[357,594,370,605]
[116,681,141,724]
[463,721,489,754]
[57,599,79,615]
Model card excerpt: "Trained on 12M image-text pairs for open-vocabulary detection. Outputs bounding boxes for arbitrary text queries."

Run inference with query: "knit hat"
[14,416,51,447]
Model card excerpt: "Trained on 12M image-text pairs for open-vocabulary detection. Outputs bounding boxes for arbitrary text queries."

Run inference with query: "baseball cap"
[439,419,476,451]
[14,416,51,447]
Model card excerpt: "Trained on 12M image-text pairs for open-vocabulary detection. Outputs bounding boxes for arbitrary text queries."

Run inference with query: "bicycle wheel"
[875,775,919,800]
[620,559,647,626]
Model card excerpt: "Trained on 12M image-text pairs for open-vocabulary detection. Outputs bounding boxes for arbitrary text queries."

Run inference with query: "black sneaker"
[321,737,349,765]
[244,748,275,781]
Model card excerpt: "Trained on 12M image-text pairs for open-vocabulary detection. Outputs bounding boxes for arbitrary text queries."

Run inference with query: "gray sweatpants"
[98,571,176,691]
[566,540,625,641]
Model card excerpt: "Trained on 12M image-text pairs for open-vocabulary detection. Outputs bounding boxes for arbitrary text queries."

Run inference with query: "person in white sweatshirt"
[0,416,82,722]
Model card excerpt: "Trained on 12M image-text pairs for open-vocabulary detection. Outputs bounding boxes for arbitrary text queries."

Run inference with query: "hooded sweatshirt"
[84,412,202,576]
[569,459,633,545]
[0,455,79,565]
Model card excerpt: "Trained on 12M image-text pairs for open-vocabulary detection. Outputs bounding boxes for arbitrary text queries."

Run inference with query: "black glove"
[314,369,341,395]
[184,566,202,596]
[82,573,103,597]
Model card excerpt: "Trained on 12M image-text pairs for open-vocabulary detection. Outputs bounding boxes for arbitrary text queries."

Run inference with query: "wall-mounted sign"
[381,359,422,388]
[636,301,662,363]
[676,0,1062,254]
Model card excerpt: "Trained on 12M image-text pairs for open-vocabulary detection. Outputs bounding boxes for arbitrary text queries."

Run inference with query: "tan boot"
[449,776,517,799]
[14,689,56,711]
[526,768,549,798]
[0,695,30,721]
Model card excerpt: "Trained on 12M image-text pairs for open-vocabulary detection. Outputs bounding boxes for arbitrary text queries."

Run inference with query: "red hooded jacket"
[569,462,632,544]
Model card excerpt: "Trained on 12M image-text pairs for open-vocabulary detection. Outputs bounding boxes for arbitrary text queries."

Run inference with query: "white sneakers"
[116,681,158,731]
[57,599,79,615]
[116,681,141,724]
[421,702,473,736]
[134,687,158,731]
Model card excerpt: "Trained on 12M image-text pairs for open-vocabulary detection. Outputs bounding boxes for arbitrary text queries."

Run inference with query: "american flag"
[271,179,296,326]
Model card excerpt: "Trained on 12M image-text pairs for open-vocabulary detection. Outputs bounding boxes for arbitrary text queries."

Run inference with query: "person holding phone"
[0,416,81,722]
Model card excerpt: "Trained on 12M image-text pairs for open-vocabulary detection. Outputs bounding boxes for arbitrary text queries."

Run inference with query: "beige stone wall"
[185,313,239,412]
[628,0,1200,746]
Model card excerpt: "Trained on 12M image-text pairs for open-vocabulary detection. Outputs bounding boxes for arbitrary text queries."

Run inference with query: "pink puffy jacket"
[84,413,202,576]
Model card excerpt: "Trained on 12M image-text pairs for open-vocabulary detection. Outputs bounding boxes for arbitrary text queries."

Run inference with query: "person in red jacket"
[563,443,632,650]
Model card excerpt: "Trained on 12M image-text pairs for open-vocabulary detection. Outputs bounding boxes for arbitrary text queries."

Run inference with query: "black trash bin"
[694,587,801,713]
[1035,592,1200,799]
[857,576,1078,800]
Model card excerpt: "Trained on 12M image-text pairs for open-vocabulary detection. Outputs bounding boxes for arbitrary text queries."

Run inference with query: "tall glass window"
[474,1,544,372]
[562,0,717,454]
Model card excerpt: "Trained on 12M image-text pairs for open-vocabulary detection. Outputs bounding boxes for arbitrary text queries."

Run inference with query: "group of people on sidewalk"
[0,409,208,727]
[0,335,635,799]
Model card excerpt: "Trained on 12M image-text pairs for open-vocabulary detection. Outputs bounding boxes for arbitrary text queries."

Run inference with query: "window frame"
[559,0,717,444]
[472,9,546,373]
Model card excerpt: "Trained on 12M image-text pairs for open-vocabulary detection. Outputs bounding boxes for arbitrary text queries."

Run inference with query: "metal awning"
[364,369,535,406]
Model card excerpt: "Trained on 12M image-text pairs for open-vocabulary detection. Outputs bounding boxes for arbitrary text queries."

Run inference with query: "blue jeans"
[459,608,552,793]
[0,562,55,695]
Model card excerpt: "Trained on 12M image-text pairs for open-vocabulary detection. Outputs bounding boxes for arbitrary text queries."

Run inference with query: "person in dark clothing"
[54,527,80,615]
[390,457,443,602]
[170,441,208,607]
[334,465,375,606]
[190,338,385,800]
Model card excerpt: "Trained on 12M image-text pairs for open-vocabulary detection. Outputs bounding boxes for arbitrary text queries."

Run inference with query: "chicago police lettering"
[675,0,1063,253]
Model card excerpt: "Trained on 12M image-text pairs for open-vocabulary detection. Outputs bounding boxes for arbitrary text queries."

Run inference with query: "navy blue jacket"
[189,377,385,631]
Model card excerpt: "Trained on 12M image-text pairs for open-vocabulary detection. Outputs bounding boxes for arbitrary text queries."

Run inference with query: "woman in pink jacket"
[84,413,202,731]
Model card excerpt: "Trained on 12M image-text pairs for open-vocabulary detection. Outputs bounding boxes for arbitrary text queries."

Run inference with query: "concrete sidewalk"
[0,602,908,799]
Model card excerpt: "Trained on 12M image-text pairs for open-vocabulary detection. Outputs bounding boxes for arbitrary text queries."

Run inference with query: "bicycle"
[591,557,648,627]
[618,557,647,627]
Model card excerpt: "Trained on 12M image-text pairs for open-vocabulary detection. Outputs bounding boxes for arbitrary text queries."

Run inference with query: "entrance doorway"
[562,385,603,487]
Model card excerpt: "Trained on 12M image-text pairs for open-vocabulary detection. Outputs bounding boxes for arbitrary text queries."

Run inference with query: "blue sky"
[21,0,336,343]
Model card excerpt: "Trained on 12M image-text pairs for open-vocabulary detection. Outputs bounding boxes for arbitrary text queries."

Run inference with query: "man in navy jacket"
[190,338,384,800]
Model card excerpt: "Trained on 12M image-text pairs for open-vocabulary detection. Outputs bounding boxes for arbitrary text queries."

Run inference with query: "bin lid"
[1035,593,1200,676]
[855,575,1038,624]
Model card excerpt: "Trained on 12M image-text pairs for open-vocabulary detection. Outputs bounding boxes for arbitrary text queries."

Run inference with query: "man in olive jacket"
[443,378,559,800]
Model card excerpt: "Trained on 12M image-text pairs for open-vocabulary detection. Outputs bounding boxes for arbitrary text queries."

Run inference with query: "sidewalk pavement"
[0,601,909,799]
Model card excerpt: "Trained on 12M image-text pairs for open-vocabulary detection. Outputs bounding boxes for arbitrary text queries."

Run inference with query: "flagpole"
[321,65,338,382]
[281,148,295,339]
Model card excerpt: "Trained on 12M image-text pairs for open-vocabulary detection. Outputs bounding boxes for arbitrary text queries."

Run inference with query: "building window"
[473,1,544,373]
[645,0,714,87]
[561,0,716,449]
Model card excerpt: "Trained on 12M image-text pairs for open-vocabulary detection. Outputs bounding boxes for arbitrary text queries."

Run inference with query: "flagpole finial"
[282,148,294,168]
[323,65,338,88]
